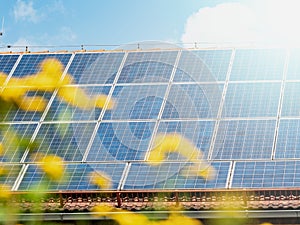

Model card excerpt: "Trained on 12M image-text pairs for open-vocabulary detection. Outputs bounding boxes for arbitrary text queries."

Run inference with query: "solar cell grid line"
[0,123,37,162]
[226,161,235,188]
[67,52,125,84]
[17,163,126,191]
[81,52,128,162]
[206,49,235,161]
[230,48,286,81]
[231,160,300,188]
[0,54,20,74]
[275,119,300,159]
[270,50,290,160]
[143,51,181,161]
[212,119,276,160]
[222,82,281,118]
[0,164,23,190]
[118,50,178,83]
[12,163,28,191]
[121,161,230,190]
[280,82,300,117]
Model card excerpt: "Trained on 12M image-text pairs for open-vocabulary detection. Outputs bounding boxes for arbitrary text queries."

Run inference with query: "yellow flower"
[0,184,11,199]
[39,155,64,181]
[95,94,115,110]
[147,133,203,165]
[90,171,112,189]
[58,86,94,109]
[14,96,47,112]
[0,142,3,156]
[180,162,216,180]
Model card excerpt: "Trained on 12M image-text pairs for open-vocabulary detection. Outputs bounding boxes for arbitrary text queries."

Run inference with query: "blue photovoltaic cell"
[87,121,155,161]
[232,161,300,188]
[281,82,300,117]
[230,49,286,81]
[67,52,124,84]
[103,85,167,120]
[275,119,300,159]
[18,163,126,191]
[213,120,276,160]
[286,49,300,80]
[45,85,112,121]
[193,50,232,81]
[0,91,54,122]
[223,83,281,118]
[118,51,178,83]
[155,121,215,159]
[0,164,22,188]
[12,54,71,77]
[174,50,231,82]
[123,162,230,190]
[26,122,96,162]
[0,123,37,162]
[174,51,218,83]
[161,84,223,119]
[0,54,19,74]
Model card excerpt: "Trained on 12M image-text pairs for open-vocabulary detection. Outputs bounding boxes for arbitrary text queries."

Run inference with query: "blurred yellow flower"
[147,133,203,164]
[90,171,112,189]
[14,96,47,112]
[0,142,3,156]
[0,184,11,199]
[95,94,115,110]
[39,155,64,181]
[260,223,273,225]
[180,163,216,180]
[0,58,115,112]
[0,165,7,176]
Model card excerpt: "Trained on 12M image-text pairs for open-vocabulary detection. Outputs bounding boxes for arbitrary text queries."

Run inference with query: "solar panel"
[26,122,96,162]
[18,163,126,191]
[0,123,37,162]
[281,82,300,117]
[2,47,300,192]
[45,85,111,121]
[286,49,300,80]
[12,54,71,77]
[103,84,167,120]
[223,83,281,118]
[123,162,230,190]
[67,52,125,84]
[230,49,286,81]
[0,54,19,74]
[275,119,300,159]
[213,120,276,160]
[231,161,300,188]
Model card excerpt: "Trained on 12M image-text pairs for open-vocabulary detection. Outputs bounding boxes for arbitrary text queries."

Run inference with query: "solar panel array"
[1,47,299,191]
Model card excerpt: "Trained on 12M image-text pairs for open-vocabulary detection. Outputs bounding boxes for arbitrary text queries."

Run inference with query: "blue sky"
[1,0,300,51]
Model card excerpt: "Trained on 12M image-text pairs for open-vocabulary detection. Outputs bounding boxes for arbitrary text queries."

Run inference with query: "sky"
[1,0,300,51]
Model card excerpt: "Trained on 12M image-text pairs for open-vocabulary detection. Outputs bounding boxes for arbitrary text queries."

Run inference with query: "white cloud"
[13,0,40,23]
[181,0,300,47]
